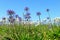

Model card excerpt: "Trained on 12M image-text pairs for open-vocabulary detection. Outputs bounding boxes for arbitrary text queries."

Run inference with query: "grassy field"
[0,24,60,40]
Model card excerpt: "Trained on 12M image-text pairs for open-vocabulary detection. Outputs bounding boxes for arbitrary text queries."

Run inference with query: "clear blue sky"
[0,0,60,21]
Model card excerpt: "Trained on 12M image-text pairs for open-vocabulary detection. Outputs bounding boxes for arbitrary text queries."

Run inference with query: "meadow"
[0,7,60,40]
[0,24,60,40]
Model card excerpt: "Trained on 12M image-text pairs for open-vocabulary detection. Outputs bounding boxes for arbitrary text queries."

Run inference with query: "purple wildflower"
[46,9,49,12]
[9,18,15,23]
[24,13,30,19]
[24,7,29,11]
[15,15,19,18]
[25,12,30,18]
[7,10,15,15]
[28,15,31,19]
[37,12,41,16]
[9,16,13,19]
[7,10,15,24]
[36,12,41,24]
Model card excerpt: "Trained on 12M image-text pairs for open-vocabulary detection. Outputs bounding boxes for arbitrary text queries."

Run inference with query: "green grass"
[0,24,60,40]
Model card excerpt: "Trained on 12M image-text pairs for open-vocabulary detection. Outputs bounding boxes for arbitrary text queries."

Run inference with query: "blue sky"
[0,0,60,21]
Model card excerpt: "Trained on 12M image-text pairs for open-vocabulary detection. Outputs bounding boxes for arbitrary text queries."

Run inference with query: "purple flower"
[24,14,31,19]
[9,18,15,23]
[36,12,41,24]
[15,15,19,18]
[24,7,29,11]
[37,12,41,16]
[9,16,13,19]
[26,13,30,16]
[46,9,49,12]
[28,16,31,19]
[11,18,15,23]
[8,16,15,23]
[7,10,15,15]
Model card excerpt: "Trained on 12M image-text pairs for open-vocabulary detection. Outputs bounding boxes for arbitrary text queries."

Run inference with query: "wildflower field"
[0,8,60,40]
[0,0,60,40]
[0,24,60,40]
[0,2,60,40]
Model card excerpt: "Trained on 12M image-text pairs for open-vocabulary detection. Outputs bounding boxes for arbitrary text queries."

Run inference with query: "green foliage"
[0,24,60,40]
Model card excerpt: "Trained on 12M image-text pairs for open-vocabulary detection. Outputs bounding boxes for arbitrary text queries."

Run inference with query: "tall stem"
[39,15,41,25]
[47,12,52,28]
[48,12,51,23]
[23,12,24,26]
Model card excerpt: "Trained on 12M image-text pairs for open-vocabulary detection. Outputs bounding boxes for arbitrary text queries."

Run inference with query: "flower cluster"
[7,10,15,15]
[24,7,29,11]
[5,7,52,25]
[37,12,41,16]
